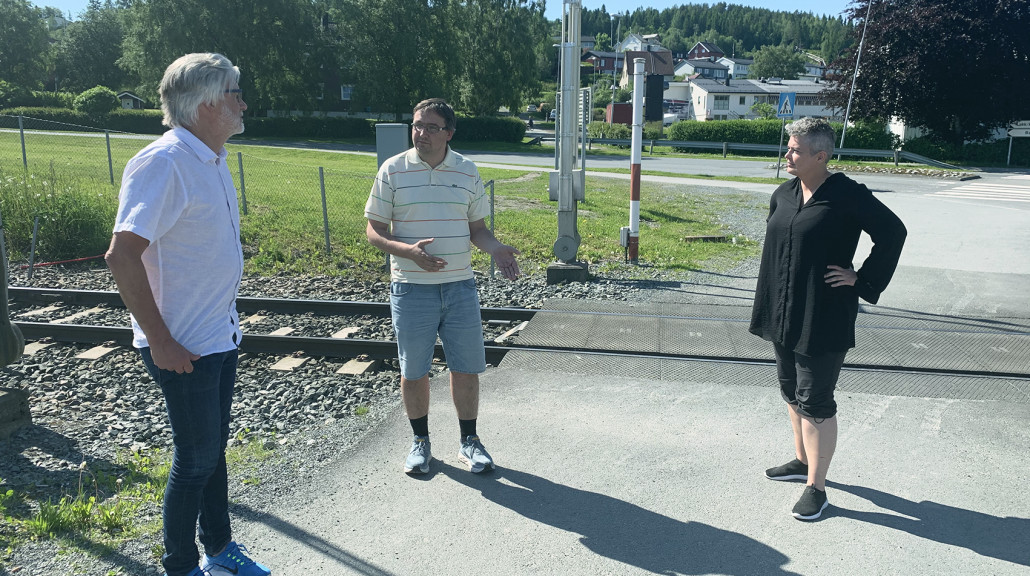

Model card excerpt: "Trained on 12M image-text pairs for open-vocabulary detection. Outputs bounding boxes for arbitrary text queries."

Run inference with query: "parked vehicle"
[549,109,557,121]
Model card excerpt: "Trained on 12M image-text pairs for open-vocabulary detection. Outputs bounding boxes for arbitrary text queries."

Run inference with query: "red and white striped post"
[628,57,644,263]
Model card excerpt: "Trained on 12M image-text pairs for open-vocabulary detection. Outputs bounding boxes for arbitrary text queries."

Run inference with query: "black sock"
[410,415,429,437]
[459,418,477,441]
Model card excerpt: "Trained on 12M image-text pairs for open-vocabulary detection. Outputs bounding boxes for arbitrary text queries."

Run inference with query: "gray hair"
[785,117,835,157]
[159,53,240,128]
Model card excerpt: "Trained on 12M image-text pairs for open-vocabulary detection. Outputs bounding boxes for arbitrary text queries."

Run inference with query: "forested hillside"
[578,3,854,63]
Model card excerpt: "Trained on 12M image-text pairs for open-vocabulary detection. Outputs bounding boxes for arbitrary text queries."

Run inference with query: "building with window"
[662,78,840,122]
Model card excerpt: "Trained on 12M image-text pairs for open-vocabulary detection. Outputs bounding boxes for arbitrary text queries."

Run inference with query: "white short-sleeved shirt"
[365,147,489,284]
[113,127,244,355]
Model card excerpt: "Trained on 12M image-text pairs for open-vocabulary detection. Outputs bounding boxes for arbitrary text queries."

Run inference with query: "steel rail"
[7,287,536,323]
[14,321,511,366]
[15,320,1030,381]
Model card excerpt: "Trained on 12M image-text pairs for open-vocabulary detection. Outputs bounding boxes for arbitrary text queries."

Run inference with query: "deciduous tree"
[120,0,328,111]
[0,0,51,88]
[824,0,1030,142]
[749,44,806,79]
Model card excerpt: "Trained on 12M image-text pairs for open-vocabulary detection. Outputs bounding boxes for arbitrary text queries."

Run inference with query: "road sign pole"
[776,118,785,178]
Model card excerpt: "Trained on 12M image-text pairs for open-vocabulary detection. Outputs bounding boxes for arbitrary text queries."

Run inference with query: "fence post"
[894,150,900,167]
[237,152,248,215]
[487,180,495,278]
[18,116,27,169]
[105,130,114,184]
[723,142,728,158]
[27,216,39,282]
[319,167,331,254]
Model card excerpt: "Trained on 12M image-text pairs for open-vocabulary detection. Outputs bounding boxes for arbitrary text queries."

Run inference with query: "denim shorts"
[773,342,847,419]
[390,279,486,379]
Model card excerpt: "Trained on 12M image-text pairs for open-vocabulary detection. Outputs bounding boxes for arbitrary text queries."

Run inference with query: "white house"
[717,57,753,79]
[665,78,841,122]
[617,32,663,52]
[674,59,729,81]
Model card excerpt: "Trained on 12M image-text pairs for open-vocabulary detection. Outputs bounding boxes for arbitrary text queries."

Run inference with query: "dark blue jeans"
[141,347,237,576]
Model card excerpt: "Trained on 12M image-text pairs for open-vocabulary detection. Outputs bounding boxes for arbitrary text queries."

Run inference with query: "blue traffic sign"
[777,92,796,119]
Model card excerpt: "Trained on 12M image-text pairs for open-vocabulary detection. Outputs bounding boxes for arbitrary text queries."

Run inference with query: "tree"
[594,32,612,52]
[749,44,806,79]
[54,0,131,93]
[337,0,443,120]
[0,0,51,89]
[824,0,1030,143]
[446,0,546,116]
[750,101,776,119]
[120,0,329,111]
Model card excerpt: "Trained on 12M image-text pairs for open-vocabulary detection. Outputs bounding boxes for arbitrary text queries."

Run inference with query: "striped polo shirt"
[365,147,489,284]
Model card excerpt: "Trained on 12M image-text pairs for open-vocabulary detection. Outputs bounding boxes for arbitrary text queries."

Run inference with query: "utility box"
[606,103,633,126]
[375,123,409,167]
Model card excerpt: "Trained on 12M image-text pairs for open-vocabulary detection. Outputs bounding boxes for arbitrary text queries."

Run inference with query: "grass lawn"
[1,131,762,278]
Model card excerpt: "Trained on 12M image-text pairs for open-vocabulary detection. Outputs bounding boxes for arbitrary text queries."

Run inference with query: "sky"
[38,0,856,23]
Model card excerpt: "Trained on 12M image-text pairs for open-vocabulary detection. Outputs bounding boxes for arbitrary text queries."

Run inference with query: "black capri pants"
[773,342,847,419]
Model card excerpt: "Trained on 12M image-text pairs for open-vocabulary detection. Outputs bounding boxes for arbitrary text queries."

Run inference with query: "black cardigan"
[749,172,907,355]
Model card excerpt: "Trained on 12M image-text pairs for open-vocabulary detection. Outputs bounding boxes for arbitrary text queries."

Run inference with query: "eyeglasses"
[223,88,244,103]
[412,123,447,134]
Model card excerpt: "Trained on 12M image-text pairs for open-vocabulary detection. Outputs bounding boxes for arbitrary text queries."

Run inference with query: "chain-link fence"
[1,114,500,276]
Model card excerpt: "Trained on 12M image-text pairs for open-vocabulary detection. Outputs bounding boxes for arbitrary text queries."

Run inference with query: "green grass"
[1,131,762,277]
[0,438,277,569]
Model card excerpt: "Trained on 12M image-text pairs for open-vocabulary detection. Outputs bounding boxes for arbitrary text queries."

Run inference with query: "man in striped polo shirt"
[365,98,521,475]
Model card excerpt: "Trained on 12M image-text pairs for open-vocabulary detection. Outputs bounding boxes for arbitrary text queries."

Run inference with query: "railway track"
[9,286,1030,382]
[8,287,536,367]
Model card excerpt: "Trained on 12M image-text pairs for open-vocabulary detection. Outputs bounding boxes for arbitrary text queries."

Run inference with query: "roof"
[720,57,754,65]
[582,51,625,60]
[688,78,831,95]
[116,91,144,101]
[623,50,675,76]
[683,59,728,71]
[690,41,725,54]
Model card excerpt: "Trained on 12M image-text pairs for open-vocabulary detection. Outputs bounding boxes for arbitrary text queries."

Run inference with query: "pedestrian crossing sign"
[777,92,796,119]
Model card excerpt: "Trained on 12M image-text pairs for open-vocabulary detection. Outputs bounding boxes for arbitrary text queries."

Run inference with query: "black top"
[749,172,907,355]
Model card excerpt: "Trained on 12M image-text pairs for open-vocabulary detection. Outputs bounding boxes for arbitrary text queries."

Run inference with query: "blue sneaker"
[458,435,495,473]
[201,541,270,576]
[404,435,432,474]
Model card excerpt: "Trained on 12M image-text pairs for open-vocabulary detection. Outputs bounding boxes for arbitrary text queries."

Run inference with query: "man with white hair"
[106,53,270,576]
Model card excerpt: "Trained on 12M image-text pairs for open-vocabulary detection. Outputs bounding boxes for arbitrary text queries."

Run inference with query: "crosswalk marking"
[930,176,1030,203]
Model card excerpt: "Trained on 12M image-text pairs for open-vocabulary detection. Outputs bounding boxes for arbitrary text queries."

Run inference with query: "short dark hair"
[413,98,456,131]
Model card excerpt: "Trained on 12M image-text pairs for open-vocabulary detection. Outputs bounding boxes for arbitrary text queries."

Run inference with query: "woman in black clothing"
[750,118,906,521]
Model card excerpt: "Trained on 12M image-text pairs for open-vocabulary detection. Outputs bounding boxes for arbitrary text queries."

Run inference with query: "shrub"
[0,81,30,108]
[30,91,75,109]
[74,86,119,118]
[450,116,525,143]
[240,115,375,139]
[587,121,630,139]
[0,107,95,130]
[107,109,166,134]
[836,120,899,151]
[667,119,785,149]
[643,121,663,141]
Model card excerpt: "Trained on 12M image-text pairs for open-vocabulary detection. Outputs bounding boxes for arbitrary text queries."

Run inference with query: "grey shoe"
[765,458,808,481]
[792,485,829,520]
[404,435,432,474]
[458,435,495,473]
